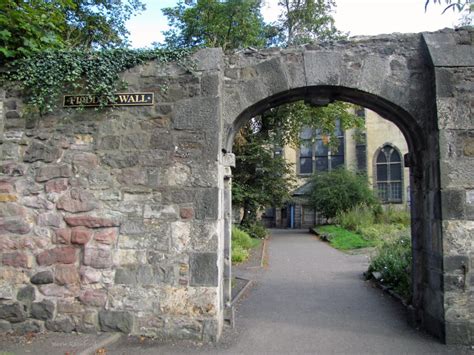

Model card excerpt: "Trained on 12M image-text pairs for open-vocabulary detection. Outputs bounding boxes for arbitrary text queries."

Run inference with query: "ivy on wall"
[1,48,194,115]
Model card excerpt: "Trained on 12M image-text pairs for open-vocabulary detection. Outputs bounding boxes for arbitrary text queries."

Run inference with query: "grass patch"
[314,225,375,250]
[232,226,261,263]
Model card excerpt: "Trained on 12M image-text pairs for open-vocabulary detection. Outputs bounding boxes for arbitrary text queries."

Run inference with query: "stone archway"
[0,29,471,345]
[221,29,473,345]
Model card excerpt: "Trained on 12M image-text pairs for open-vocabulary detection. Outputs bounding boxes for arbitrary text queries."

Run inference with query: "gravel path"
[108,229,471,354]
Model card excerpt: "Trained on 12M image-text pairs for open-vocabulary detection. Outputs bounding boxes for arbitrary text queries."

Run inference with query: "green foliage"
[337,204,410,243]
[2,48,194,114]
[240,221,268,239]
[232,131,296,225]
[258,100,364,149]
[277,0,345,45]
[375,206,410,227]
[160,0,275,51]
[336,204,375,232]
[0,0,145,62]
[231,225,261,263]
[368,236,412,300]
[314,225,374,250]
[309,169,379,219]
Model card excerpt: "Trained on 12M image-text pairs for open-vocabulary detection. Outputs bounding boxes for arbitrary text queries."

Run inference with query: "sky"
[126,0,467,48]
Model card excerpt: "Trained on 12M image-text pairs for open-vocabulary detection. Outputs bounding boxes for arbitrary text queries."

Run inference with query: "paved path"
[109,229,471,354]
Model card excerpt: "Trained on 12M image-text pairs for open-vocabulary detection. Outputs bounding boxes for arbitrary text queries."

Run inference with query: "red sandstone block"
[71,227,92,245]
[65,216,119,228]
[55,228,71,244]
[83,246,112,269]
[36,246,77,266]
[94,228,117,245]
[2,252,32,268]
[180,207,194,220]
[45,178,69,193]
[79,289,107,307]
[0,182,14,193]
[54,264,80,285]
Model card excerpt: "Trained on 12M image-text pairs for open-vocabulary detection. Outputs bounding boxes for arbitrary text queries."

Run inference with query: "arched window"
[375,145,403,203]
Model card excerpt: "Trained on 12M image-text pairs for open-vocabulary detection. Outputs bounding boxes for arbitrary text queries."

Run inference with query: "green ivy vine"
[1,47,195,115]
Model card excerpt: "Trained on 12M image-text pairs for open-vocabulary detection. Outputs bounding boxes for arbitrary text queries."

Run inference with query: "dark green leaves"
[2,48,194,115]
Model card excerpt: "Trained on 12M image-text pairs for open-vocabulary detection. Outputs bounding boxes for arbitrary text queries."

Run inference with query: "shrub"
[376,206,410,227]
[368,235,412,300]
[231,225,261,263]
[240,221,267,239]
[336,204,375,231]
[309,169,379,219]
[232,226,253,249]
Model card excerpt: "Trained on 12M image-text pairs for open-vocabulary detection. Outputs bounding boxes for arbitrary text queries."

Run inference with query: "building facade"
[268,107,410,229]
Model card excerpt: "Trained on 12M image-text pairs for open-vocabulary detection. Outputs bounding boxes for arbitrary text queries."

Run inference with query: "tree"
[232,126,296,225]
[160,0,276,50]
[276,0,344,45]
[425,0,473,25]
[0,0,145,61]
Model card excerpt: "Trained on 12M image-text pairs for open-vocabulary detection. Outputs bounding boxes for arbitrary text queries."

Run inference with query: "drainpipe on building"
[290,204,295,229]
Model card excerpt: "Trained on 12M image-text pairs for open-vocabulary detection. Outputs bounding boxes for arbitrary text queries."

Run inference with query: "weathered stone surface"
[99,310,133,333]
[55,264,80,285]
[0,181,14,193]
[180,207,194,220]
[38,284,74,298]
[0,303,26,323]
[79,289,107,307]
[0,162,26,176]
[83,245,113,269]
[115,265,154,285]
[71,227,92,244]
[73,152,99,169]
[36,246,77,266]
[55,228,71,244]
[24,141,62,163]
[94,228,117,245]
[0,217,31,234]
[31,271,54,285]
[17,285,35,303]
[45,178,69,193]
[37,212,62,228]
[0,283,15,300]
[79,266,102,284]
[0,193,17,202]
[2,252,32,268]
[12,320,43,335]
[45,316,75,333]
[36,164,71,182]
[57,188,99,213]
[190,253,218,287]
[65,215,120,228]
[22,196,54,210]
[31,300,55,320]
[0,319,12,332]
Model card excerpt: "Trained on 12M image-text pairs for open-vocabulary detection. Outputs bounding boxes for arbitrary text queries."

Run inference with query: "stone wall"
[0,29,472,345]
[0,49,226,340]
[424,29,474,345]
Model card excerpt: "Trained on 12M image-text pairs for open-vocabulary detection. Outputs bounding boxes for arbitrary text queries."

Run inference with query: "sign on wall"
[63,93,154,108]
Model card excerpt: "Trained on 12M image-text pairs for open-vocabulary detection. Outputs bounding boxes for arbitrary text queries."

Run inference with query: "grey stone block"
[99,310,133,333]
[0,303,26,323]
[190,252,218,287]
[12,320,43,335]
[444,255,469,273]
[31,300,55,320]
[45,316,75,333]
[17,286,35,303]
[445,321,472,345]
[115,265,154,285]
[441,190,465,220]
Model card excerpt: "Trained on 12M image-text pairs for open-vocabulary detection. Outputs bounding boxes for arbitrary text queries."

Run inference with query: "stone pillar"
[222,153,235,324]
[423,29,474,345]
